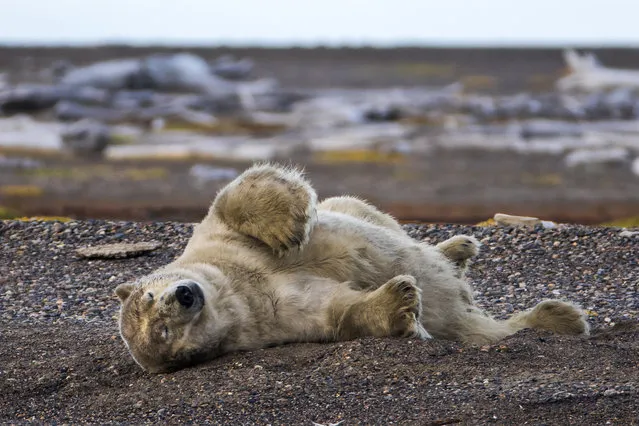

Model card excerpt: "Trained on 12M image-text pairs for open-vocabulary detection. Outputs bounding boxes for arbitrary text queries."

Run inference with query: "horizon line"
[1,39,639,49]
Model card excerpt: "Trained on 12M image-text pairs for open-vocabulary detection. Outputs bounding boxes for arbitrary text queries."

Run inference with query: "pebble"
[0,220,637,330]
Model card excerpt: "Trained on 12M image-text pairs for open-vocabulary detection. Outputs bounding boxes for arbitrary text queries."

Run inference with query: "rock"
[0,155,41,169]
[55,101,129,123]
[61,119,112,159]
[190,165,239,184]
[140,53,235,95]
[0,85,62,114]
[0,84,110,115]
[520,120,583,140]
[632,157,639,177]
[56,100,218,127]
[56,53,278,101]
[556,49,639,93]
[210,55,254,81]
[494,213,542,228]
[564,147,629,168]
[619,230,639,238]
[363,106,403,122]
[49,59,74,80]
[306,123,413,151]
[106,134,288,162]
[291,97,365,129]
[0,116,63,151]
[58,58,142,90]
[75,241,162,259]
[311,421,344,426]
[110,90,165,109]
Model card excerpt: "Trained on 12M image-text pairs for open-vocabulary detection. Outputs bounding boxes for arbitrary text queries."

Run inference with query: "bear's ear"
[115,283,135,302]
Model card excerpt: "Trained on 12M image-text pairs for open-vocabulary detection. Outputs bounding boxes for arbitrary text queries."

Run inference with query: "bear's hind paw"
[379,275,429,338]
[436,235,480,262]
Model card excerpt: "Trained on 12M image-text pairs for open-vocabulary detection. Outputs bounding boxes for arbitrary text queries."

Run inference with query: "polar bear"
[115,163,589,373]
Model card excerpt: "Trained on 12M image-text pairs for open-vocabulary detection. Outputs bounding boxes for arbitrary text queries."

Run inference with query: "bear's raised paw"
[211,164,318,256]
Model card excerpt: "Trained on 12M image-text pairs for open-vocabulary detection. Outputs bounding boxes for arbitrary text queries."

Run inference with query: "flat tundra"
[115,163,589,373]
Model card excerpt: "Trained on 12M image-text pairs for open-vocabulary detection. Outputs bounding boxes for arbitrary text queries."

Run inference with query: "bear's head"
[114,269,226,373]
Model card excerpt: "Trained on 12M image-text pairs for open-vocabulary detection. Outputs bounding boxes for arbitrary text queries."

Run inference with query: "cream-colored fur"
[115,163,589,373]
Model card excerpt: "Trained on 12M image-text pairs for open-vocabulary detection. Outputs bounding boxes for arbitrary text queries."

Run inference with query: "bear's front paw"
[212,163,318,256]
[258,212,317,256]
[436,235,480,262]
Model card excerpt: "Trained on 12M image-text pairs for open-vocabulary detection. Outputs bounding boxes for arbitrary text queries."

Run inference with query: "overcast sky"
[1,0,639,46]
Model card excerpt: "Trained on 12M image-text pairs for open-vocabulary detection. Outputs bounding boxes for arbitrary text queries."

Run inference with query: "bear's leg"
[505,299,590,336]
[451,300,589,345]
[318,196,404,233]
[210,163,317,256]
[334,275,431,340]
[434,235,481,278]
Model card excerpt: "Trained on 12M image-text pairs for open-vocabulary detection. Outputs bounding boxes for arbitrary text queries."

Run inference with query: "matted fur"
[115,163,589,373]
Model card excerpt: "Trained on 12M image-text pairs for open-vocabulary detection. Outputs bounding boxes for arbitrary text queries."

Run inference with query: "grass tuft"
[0,185,44,197]
[14,216,74,222]
[600,216,639,228]
[313,149,405,164]
[475,218,496,227]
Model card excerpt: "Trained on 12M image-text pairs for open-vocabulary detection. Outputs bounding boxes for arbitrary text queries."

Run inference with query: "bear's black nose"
[175,285,194,308]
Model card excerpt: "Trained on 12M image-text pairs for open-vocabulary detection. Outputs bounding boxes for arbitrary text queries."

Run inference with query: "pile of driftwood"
[0,52,305,156]
[0,53,284,112]
[1,50,639,172]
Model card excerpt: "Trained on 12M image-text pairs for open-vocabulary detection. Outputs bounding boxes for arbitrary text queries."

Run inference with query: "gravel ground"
[1,219,637,425]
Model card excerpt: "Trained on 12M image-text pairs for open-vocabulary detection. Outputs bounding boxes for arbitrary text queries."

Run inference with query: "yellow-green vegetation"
[600,216,639,228]
[460,75,498,91]
[521,173,563,187]
[0,206,20,219]
[1,205,73,221]
[15,216,74,222]
[110,134,138,145]
[161,118,288,136]
[395,62,456,78]
[313,149,406,164]
[475,218,497,227]
[0,185,44,197]
[0,147,61,158]
[477,216,639,228]
[18,166,110,179]
[122,167,168,181]
[108,152,215,162]
[399,114,456,126]
[20,166,169,182]
[526,74,557,91]
[159,121,220,133]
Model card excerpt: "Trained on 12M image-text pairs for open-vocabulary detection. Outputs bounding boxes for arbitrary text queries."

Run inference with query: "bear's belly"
[275,212,425,289]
